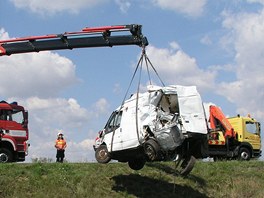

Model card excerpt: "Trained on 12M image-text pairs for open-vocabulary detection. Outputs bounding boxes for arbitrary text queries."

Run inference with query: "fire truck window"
[7,111,12,121]
[12,111,24,124]
[0,110,11,120]
[0,111,5,120]
[245,121,257,134]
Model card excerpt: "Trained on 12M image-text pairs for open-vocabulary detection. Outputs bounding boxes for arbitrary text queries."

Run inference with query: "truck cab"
[207,106,262,161]
[228,116,261,159]
[0,101,29,162]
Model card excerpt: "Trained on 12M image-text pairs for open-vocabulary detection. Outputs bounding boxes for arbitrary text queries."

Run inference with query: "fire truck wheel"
[180,155,196,177]
[95,145,111,164]
[128,158,146,170]
[0,148,13,163]
[144,139,160,161]
[239,147,251,161]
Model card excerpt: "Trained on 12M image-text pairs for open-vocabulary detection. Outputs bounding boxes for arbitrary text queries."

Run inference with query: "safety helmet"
[57,131,63,136]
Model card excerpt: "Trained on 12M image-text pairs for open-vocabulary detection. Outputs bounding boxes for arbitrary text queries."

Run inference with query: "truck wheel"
[144,139,160,161]
[95,145,111,164]
[128,158,146,170]
[179,156,196,177]
[239,147,250,161]
[0,148,13,163]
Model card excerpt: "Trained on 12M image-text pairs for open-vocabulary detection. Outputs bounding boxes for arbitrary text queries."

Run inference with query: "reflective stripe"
[208,140,225,145]
[8,130,27,137]
[55,139,66,149]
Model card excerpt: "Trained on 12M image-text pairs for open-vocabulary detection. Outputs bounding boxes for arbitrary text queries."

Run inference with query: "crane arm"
[0,24,148,56]
[209,105,236,138]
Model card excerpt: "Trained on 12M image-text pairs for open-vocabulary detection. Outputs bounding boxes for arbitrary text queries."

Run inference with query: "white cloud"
[9,96,103,162]
[9,0,208,17]
[151,0,207,17]
[200,35,212,45]
[94,98,110,116]
[218,8,264,119]
[144,43,216,92]
[115,0,131,13]
[0,28,10,40]
[0,52,78,98]
[113,83,122,94]
[10,0,108,15]
[247,0,264,5]
[25,97,91,128]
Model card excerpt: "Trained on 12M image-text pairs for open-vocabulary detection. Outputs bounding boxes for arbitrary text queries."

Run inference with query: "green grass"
[0,160,263,198]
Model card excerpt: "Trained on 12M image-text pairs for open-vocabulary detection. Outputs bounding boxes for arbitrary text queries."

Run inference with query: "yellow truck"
[208,105,262,161]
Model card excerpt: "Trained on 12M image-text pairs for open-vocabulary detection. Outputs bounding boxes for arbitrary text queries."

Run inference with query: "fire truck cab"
[0,101,29,162]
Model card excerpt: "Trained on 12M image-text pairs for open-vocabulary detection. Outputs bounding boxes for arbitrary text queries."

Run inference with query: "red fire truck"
[0,101,29,162]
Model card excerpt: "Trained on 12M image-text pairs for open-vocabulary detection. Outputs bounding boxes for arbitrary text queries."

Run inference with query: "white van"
[94,85,208,175]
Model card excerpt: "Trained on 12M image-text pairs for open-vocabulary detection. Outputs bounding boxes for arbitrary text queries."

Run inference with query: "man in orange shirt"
[55,132,67,163]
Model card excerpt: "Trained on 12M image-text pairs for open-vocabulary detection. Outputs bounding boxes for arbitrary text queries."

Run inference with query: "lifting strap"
[110,46,165,151]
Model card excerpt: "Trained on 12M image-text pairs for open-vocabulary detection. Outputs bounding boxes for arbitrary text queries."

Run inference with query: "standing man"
[55,131,67,163]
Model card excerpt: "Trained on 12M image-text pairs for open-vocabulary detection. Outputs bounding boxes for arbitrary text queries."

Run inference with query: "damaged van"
[94,85,208,175]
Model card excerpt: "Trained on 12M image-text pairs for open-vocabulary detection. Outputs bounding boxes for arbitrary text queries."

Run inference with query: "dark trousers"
[56,149,65,163]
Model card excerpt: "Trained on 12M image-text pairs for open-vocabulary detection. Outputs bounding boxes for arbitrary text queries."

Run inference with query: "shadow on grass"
[146,162,207,187]
[146,162,176,174]
[112,174,208,198]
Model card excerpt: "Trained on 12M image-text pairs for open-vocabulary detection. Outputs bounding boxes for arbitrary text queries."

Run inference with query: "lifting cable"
[142,48,165,87]
[110,46,145,152]
[120,46,165,107]
[110,46,165,152]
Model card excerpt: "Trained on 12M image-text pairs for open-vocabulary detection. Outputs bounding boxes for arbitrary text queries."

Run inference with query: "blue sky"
[0,0,264,161]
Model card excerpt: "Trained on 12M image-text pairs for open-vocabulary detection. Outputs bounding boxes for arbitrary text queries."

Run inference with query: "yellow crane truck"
[208,105,261,161]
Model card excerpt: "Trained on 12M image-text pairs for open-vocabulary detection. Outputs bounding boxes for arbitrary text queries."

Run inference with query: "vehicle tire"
[95,145,111,164]
[128,158,146,170]
[180,156,196,177]
[144,139,160,161]
[0,148,13,163]
[239,147,251,161]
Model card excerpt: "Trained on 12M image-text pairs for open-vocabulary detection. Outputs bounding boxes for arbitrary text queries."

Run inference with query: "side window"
[12,111,24,124]
[0,110,13,121]
[104,111,122,133]
[245,121,257,134]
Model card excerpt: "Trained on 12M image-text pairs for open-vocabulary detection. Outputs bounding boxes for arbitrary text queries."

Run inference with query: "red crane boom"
[0,24,148,56]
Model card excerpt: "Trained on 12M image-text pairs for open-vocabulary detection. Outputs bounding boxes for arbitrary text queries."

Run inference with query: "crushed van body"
[94,85,208,175]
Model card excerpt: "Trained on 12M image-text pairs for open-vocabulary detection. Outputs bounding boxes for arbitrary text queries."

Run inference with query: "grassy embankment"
[0,160,263,198]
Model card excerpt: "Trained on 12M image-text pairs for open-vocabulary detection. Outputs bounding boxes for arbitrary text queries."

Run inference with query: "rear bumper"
[253,149,262,158]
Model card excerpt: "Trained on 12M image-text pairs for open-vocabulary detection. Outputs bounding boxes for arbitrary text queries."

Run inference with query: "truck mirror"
[23,111,28,126]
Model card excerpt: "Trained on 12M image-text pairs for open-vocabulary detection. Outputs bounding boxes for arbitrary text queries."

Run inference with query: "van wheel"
[95,145,111,164]
[239,147,250,161]
[179,156,196,177]
[128,158,146,170]
[144,139,160,161]
[0,148,13,163]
